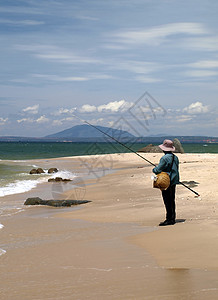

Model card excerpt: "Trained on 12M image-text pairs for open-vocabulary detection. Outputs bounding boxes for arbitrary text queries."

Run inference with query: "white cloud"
[62,117,75,122]
[189,60,218,68]
[78,100,133,114]
[17,115,49,124]
[135,76,162,83]
[52,120,63,126]
[0,6,44,15]
[33,74,89,82]
[0,18,44,26]
[36,115,49,123]
[79,104,97,113]
[88,118,104,125]
[17,44,101,65]
[58,108,72,114]
[32,73,112,83]
[53,108,77,116]
[175,115,193,123]
[184,70,218,77]
[37,53,99,64]
[0,117,8,125]
[108,120,115,127]
[22,104,39,114]
[183,102,209,114]
[51,116,76,127]
[112,23,207,46]
[110,60,161,74]
[17,118,34,123]
[98,100,128,112]
[182,37,218,51]
[60,116,75,123]
[88,74,113,80]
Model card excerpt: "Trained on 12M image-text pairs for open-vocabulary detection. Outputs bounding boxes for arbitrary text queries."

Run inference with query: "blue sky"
[0,0,218,137]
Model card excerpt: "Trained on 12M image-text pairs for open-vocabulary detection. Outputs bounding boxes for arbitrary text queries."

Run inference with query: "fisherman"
[153,139,180,226]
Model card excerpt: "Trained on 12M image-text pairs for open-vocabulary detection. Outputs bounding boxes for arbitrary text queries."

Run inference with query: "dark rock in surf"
[24,197,91,207]
[48,168,58,173]
[48,177,72,182]
[29,168,45,174]
[36,168,45,174]
[29,169,38,174]
[24,197,42,205]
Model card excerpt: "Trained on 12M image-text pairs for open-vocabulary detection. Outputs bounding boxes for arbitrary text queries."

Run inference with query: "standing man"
[153,139,180,226]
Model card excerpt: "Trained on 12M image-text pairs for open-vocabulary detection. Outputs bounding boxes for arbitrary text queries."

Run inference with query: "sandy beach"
[0,152,218,299]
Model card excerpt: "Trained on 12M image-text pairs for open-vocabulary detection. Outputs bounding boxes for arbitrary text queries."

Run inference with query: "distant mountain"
[0,128,217,143]
[45,124,135,139]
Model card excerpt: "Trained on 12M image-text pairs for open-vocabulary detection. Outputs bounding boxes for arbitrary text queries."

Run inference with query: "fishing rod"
[73,114,200,197]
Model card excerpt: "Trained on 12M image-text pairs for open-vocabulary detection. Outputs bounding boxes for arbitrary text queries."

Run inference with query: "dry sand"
[0,153,218,299]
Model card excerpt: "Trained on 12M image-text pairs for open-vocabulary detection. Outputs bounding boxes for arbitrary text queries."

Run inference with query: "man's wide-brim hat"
[159,139,175,152]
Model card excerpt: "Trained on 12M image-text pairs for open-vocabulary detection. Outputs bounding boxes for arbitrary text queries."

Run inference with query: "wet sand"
[0,153,218,299]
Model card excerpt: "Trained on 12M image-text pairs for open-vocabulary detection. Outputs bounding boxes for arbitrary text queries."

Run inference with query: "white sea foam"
[51,170,77,180]
[0,178,48,197]
[0,170,77,198]
[0,249,6,256]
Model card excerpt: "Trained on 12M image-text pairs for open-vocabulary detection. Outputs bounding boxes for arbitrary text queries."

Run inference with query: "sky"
[0,0,218,137]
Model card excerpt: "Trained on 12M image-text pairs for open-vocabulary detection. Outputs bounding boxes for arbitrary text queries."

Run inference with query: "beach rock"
[24,197,91,207]
[29,168,45,174]
[36,168,45,174]
[173,138,185,153]
[181,180,199,188]
[46,200,71,207]
[48,168,58,173]
[24,197,43,205]
[137,139,185,153]
[48,177,72,182]
[137,144,162,153]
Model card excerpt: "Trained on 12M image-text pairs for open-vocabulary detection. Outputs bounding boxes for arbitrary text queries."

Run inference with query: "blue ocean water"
[0,142,218,160]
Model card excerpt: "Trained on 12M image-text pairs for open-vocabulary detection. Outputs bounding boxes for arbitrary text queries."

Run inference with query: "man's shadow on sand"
[175,219,186,224]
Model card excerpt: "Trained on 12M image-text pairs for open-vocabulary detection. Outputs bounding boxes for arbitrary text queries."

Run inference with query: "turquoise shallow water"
[0,161,51,197]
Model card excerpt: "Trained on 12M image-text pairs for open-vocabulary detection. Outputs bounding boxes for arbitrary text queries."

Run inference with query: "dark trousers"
[161,185,176,221]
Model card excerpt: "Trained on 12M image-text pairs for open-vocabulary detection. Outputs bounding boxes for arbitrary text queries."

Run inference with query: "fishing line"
[73,114,200,197]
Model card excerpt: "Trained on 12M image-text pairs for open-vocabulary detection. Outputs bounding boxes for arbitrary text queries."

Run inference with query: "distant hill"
[0,125,217,143]
[45,124,135,139]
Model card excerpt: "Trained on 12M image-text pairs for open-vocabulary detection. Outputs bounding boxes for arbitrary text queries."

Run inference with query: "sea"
[1,141,218,197]
[0,141,218,255]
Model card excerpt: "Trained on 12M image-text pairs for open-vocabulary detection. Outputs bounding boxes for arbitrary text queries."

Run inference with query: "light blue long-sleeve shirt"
[152,153,180,185]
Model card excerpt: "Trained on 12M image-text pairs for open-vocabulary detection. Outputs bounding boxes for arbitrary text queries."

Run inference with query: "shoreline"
[1,153,218,299]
